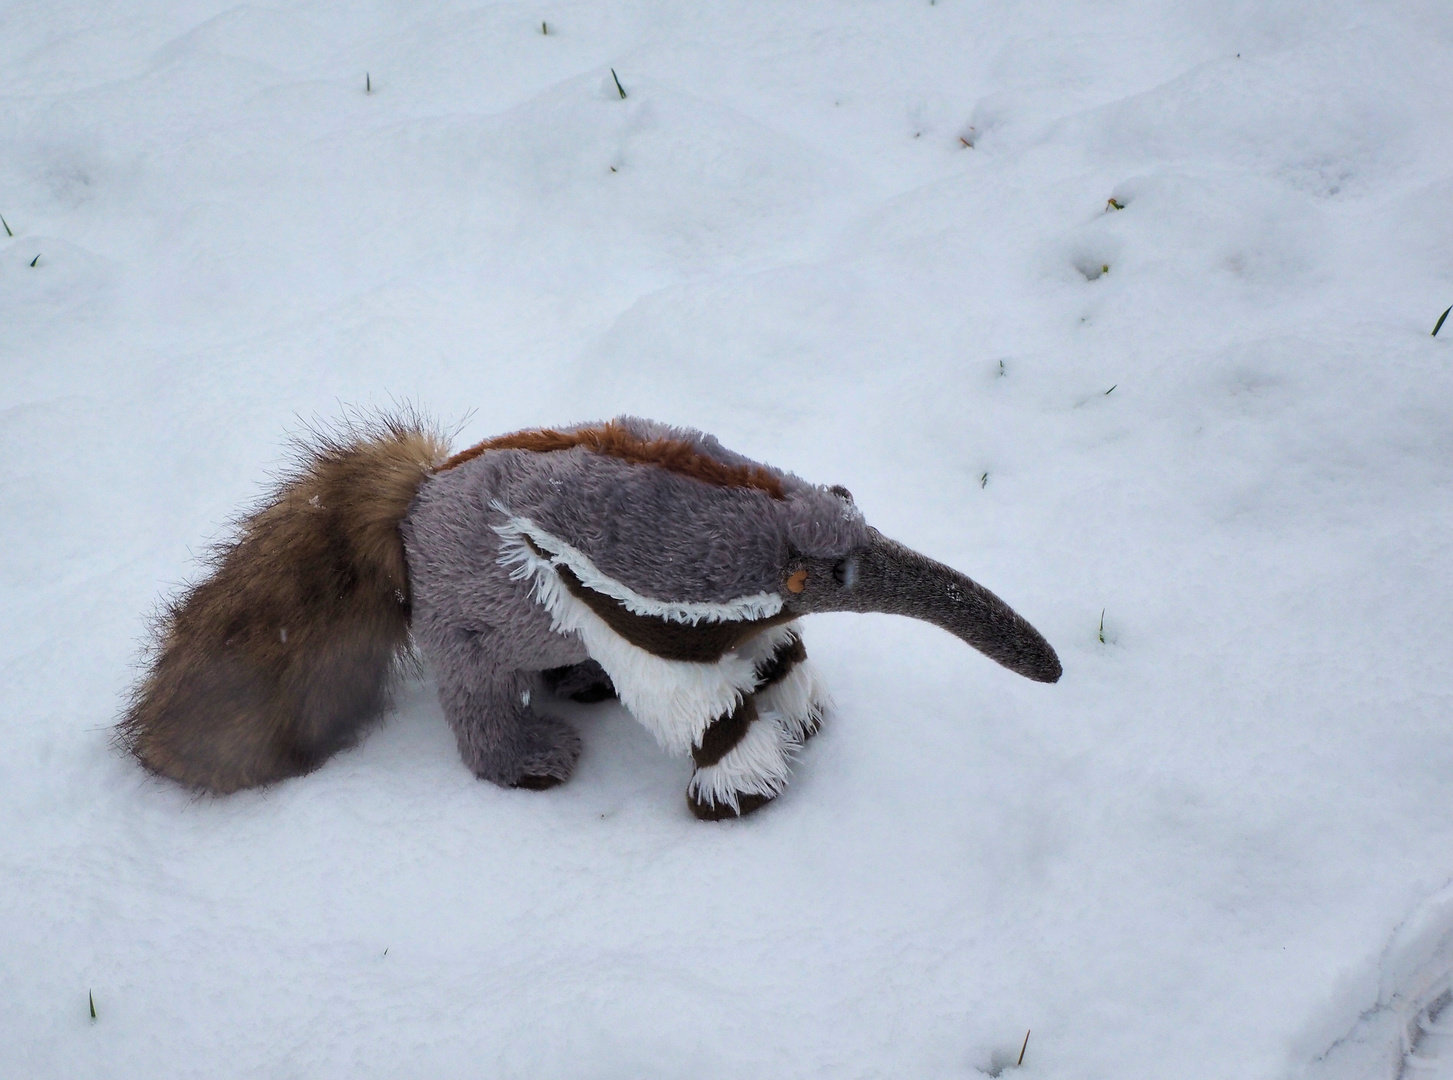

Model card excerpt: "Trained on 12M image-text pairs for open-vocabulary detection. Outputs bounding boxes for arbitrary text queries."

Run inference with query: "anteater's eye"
[832,557,858,587]
[829,485,853,503]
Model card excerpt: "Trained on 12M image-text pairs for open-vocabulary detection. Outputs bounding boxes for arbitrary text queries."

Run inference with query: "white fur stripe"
[757,656,829,744]
[687,716,794,813]
[496,524,800,754]
[491,508,784,625]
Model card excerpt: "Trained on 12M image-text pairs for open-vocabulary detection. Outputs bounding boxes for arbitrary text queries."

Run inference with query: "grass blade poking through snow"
[611,68,627,99]
[1099,609,1106,644]
[1434,305,1451,337]
[89,990,96,1020]
[29,254,39,267]
[1,214,11,237]
[365,72,371,94]
[1017,1029,1030,1066]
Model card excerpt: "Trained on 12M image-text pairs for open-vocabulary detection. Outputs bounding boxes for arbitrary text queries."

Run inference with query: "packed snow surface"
[4,2,1453,1077]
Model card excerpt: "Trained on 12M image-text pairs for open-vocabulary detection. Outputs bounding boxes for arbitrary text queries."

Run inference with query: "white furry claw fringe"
[687,714,796,814]
[756,656,830,745]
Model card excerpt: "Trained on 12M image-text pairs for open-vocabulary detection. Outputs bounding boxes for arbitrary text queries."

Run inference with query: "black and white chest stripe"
[494,513,828,813]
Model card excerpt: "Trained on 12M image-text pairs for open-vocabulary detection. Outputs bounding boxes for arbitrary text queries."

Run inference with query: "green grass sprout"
[1433,305,1451,337]
[89,990,96,1020]
[611,68,627,99]
[1,214,11,237]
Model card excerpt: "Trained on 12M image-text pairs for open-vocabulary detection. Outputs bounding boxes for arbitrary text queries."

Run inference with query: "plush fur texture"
[434,417,873,606]
[553,559,794,662]
[683,633,828,817]
[783,533,1064,684]
[439,420,787,499]
[401,426,860,804]
[755,647,828,744]
[495,514,786,625]
[120,415,449,793]
[687,703,796,815]
[123,410,1059,818]
[495,525,800,755]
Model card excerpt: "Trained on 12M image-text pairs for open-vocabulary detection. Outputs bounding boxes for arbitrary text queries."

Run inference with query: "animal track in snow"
[1401,980,1453,1077]
[1301,882,1453,1080]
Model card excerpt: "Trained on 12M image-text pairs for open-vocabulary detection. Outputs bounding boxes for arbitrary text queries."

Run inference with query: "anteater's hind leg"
[686,630,830,820]
[424,626,582,789]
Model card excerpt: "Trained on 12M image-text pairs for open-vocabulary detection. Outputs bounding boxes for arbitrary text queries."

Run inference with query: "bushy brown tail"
[119,414,451,793]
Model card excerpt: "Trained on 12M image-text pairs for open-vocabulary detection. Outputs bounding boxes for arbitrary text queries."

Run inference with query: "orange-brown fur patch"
[438,421,786,499]
[118,414,451,793]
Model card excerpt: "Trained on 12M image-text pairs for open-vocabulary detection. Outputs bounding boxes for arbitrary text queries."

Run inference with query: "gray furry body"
[123,414,1060,819]
[402,419,869,801]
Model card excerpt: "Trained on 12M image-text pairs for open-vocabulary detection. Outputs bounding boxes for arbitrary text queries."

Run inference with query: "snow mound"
[3,2,1453,1078]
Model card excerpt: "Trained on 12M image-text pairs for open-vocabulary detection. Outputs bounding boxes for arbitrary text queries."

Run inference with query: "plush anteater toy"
[121,415,1060,819]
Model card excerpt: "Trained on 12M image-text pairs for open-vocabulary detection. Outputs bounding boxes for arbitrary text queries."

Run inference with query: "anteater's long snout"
[785,529,1062,683]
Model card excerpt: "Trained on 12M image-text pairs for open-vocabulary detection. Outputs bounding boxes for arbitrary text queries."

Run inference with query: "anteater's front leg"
[687,695,792,820]
[686,630,830,820]
[750,629,828,744]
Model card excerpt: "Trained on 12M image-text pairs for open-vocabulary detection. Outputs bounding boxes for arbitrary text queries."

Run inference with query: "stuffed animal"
[121,415,1060,819]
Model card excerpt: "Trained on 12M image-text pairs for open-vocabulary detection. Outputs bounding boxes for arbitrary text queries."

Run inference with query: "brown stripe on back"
[437,420,786,499]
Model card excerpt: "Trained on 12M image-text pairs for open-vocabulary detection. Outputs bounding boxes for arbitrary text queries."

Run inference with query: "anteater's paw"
[687,788,776,820]
[507,716,582,789]
[755,654,825,750]
[686,709,792,821]
[790,707,824,743]
[540,660,617,704]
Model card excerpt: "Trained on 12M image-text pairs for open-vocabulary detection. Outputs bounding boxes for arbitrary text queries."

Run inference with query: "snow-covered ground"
[4,2,1453,1076]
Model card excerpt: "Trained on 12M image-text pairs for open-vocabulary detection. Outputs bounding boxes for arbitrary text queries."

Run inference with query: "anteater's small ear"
[829,484,853,503]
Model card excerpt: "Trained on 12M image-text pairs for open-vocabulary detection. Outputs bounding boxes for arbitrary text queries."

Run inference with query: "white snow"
[3,2,1453,1077]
